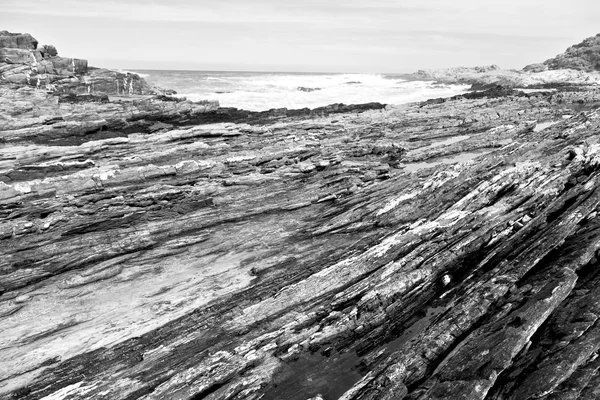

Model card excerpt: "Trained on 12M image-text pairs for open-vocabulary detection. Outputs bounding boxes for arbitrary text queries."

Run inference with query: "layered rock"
[407,65,600,90]
[2,75,600,400]
[0,31,159,95]
[3,32,600,400]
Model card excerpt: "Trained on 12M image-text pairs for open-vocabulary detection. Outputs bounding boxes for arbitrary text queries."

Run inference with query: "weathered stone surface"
[3,33,600,400]
[0,48,39,64]
[539,33,600,72]
[37,57,88,75]
[40,44,58,57]
[406,65,600,89]
[0,31,161,95]
[0,31,38,50]
[1,79,600,399]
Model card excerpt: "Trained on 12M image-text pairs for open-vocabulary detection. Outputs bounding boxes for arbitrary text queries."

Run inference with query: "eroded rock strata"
[3,32,600,400]
[0,31,160,95]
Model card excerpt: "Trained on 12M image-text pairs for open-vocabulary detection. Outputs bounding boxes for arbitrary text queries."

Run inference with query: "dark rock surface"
[0,31,38,50]
[298,87,322,92]
[3,33,600,400]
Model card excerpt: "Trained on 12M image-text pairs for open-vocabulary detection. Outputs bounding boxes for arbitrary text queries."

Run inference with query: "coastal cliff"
[0,31,159,95]
[2,31,600,400]
[525,33,600,73]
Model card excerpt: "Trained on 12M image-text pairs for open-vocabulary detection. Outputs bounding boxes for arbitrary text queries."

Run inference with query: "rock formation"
[298,87,322,92]
[411,37,600,89]
[407,64,600,90]
[0,31,38,49]
[2,31,600,400]
[0,31,159,95]
[528,33,600,72]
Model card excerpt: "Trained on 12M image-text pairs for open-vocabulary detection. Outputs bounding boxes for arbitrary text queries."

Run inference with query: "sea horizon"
[129,68,414,78]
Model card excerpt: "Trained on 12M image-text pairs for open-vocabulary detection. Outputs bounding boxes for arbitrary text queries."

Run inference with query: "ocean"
[133,70,470,112]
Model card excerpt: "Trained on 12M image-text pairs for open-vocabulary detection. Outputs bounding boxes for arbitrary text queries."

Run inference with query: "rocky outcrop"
[0,31,38,49]
[406,65,600,90]
[4,32,600,400]
[0,85,222,146]
[410,35,600,89]
[0,31,160,95]
[533,33,600,72]
[2,66,600,400]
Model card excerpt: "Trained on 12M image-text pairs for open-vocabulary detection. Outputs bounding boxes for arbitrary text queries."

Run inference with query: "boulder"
[0,31,38,49]
[40,44,58,57]
[522,62,548,73]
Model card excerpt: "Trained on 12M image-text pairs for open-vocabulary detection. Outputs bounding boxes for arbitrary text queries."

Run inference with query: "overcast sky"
[2,0,599,72]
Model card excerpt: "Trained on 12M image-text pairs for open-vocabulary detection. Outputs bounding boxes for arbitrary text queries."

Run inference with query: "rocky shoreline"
[2,31,600,400]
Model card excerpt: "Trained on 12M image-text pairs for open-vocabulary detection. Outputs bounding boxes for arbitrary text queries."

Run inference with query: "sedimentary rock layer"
[2,77,600,400]
[0,31,160,95]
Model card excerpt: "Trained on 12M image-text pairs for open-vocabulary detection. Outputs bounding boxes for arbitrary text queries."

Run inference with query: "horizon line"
[125,68,417,75]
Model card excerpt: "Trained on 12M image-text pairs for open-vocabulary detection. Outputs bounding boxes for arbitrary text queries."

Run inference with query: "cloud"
[1,0,464,23]
[2,0,598,72]
[5,0,596,40]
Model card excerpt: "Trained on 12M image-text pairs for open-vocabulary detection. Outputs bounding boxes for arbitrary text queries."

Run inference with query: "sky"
[1,0,599,73]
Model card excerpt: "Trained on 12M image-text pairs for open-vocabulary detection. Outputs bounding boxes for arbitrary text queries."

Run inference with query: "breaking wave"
[135,70,470,111]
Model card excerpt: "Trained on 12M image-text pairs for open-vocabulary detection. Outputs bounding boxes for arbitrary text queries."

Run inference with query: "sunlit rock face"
[0,30,159,95]
[3,31,600,400]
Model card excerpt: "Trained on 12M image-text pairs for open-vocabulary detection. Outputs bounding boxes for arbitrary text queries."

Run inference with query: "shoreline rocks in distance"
[297,86,322,92]
[404,35,600,90]
[404,64,600,91]
[527,33,600,72]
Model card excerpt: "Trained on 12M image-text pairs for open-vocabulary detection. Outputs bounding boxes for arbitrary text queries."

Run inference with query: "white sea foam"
[138,70,470,111]
[118,70,149,78]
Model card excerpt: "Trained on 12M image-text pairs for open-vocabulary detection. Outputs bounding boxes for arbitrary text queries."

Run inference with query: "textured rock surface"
[0,31,38,50]
[411,33,600,89]
[4,33,600,400]
[538,33,600,72]
[0,31,159,95]
[2,77,600,399]
[407,65,600,89]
